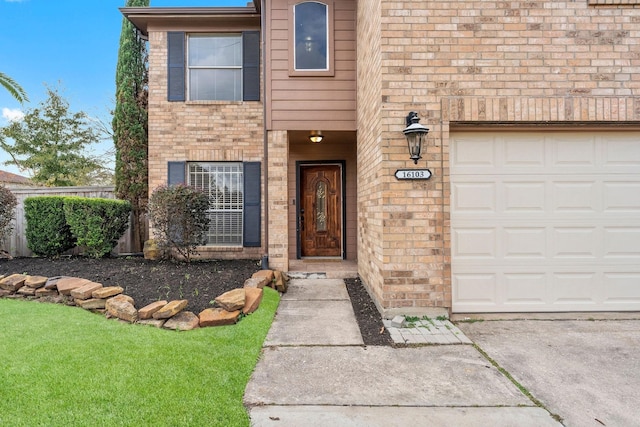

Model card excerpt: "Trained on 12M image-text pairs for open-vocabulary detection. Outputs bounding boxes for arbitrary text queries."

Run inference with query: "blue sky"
[0,0,248,176]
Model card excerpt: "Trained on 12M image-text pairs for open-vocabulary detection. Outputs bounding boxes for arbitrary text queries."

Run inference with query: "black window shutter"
[243,31,260,101]
[243,162,261,247]
[168,161,186,186]
[167,32,186,102]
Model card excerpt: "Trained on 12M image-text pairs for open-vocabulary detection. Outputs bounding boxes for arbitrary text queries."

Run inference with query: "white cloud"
[2,107,25,122]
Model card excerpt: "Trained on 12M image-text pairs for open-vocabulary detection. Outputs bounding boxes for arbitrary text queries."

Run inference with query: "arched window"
[293,1,328,71]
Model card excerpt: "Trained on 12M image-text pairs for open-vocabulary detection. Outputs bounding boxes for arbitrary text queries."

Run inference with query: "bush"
[24,196,76,257]
[148,184,209,263]
[0,185,17,245]
[63,197,132,258]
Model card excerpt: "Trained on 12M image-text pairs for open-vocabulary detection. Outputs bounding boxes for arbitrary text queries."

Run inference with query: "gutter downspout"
[261,0,269,268]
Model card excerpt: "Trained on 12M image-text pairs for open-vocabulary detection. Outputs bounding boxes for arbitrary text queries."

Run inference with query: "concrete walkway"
[244,279,561,426]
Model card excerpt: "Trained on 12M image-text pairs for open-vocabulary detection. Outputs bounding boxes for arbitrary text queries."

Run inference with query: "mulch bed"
[0,257,391,345]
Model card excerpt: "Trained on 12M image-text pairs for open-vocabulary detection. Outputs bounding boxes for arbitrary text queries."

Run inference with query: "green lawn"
[0,288,279,427]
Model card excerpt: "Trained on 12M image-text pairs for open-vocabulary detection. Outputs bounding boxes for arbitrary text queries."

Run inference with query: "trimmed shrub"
[24,196,76,257]
[148,184,209,263]
[0,185,18,245]
[63,197,132,258]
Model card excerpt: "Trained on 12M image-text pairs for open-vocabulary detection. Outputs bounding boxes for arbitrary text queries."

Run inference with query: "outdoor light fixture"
[309,130,324,143]
[403,111,429,164]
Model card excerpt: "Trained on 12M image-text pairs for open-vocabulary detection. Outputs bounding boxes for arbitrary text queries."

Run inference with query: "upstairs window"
[294,2,328,70]
[167,31,260,102]
[289,0,334,76]
[188,34,242,101]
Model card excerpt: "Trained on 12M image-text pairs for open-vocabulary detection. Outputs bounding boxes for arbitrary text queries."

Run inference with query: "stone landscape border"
[0,269,288,331]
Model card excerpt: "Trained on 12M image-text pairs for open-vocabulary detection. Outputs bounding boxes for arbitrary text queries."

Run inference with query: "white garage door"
[451,131,640,312]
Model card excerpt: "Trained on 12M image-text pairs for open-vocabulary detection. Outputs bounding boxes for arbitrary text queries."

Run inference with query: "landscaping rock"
[199,308,241,327]
[92,286,124,299]
[105,298,138,323]
[0,289,11,298]
[56,277,91,296]
[44,276,67,290]
[38,294,66,304]
[137,318,166,328]
[17,286,36,296]
[251,270,274,288]
[75,298,106,310]
[109,294,135,306]
[243,288,263,314]
[35,288,58,298]
[71,282,103,300]
[163,311,199,331]
[274,270,287,293]
[24,275,48,289]
[0,274,27,292]
[138,300,168,320]
[153,300,188,319]
[215,288,245,311]
[243,277,263,289]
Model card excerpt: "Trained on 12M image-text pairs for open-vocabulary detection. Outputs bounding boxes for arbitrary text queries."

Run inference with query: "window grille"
[188,162,243,245]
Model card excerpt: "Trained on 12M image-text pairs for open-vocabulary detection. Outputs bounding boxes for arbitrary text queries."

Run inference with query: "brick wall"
[356,0,386,310]
[358,0,640,316]
[147,30,265,259]
[266,130,288,271]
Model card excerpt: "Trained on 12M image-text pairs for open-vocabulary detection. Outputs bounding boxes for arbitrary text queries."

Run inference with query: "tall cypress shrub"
[113,0,150,252]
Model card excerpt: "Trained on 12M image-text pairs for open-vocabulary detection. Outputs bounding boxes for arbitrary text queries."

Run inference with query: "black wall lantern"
[403,111,429,164]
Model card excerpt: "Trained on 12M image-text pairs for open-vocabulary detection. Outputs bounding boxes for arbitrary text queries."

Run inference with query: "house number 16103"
[394,169,432,180]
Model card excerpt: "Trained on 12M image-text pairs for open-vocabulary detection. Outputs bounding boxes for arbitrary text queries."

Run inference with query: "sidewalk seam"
[472,343,565,426]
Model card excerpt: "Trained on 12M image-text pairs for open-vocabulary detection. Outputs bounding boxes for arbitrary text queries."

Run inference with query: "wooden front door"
[300,165,342,257]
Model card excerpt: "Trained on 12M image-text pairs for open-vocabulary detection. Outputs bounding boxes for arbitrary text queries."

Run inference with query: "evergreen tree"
[113,0,149,251]
[0,85,107,186]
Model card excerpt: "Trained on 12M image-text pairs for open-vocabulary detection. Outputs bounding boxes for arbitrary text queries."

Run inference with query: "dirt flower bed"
[0,257,391,344]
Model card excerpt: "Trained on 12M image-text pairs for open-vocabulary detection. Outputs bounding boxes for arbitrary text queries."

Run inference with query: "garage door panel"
[504,182,546,212]
[451,134,496,168]
[452,273,497,306]
[551,273,598,304]
[552,227,598,259]
[452,131,640,312]
[504,139,546,167]
[603,228,640,258]
[451,182,496,212]
[553,181,598,213]
[504,273,547,304]
[603,182,640,212]
[452,228,496,259]
[602,273,640,304]
[503,228,546,259]
[551,134,598,168]
[603,136,640,170]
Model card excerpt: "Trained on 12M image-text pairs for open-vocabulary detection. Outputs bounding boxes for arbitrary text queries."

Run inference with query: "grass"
[0,288,279,427]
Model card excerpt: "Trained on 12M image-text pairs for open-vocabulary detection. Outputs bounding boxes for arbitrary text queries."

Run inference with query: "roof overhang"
[120,5,261,36]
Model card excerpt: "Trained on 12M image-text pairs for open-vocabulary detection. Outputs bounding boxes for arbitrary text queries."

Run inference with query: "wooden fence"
[1,186,142,257]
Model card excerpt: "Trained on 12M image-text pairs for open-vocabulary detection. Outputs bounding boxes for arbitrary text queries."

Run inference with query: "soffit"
[120,7,261,35]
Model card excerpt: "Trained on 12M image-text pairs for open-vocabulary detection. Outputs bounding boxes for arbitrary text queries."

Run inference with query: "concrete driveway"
[458,319,640,427]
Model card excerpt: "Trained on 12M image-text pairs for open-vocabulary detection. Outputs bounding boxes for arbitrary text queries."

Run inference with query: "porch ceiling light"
[309,130,324,143]
[403,112,429,164]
